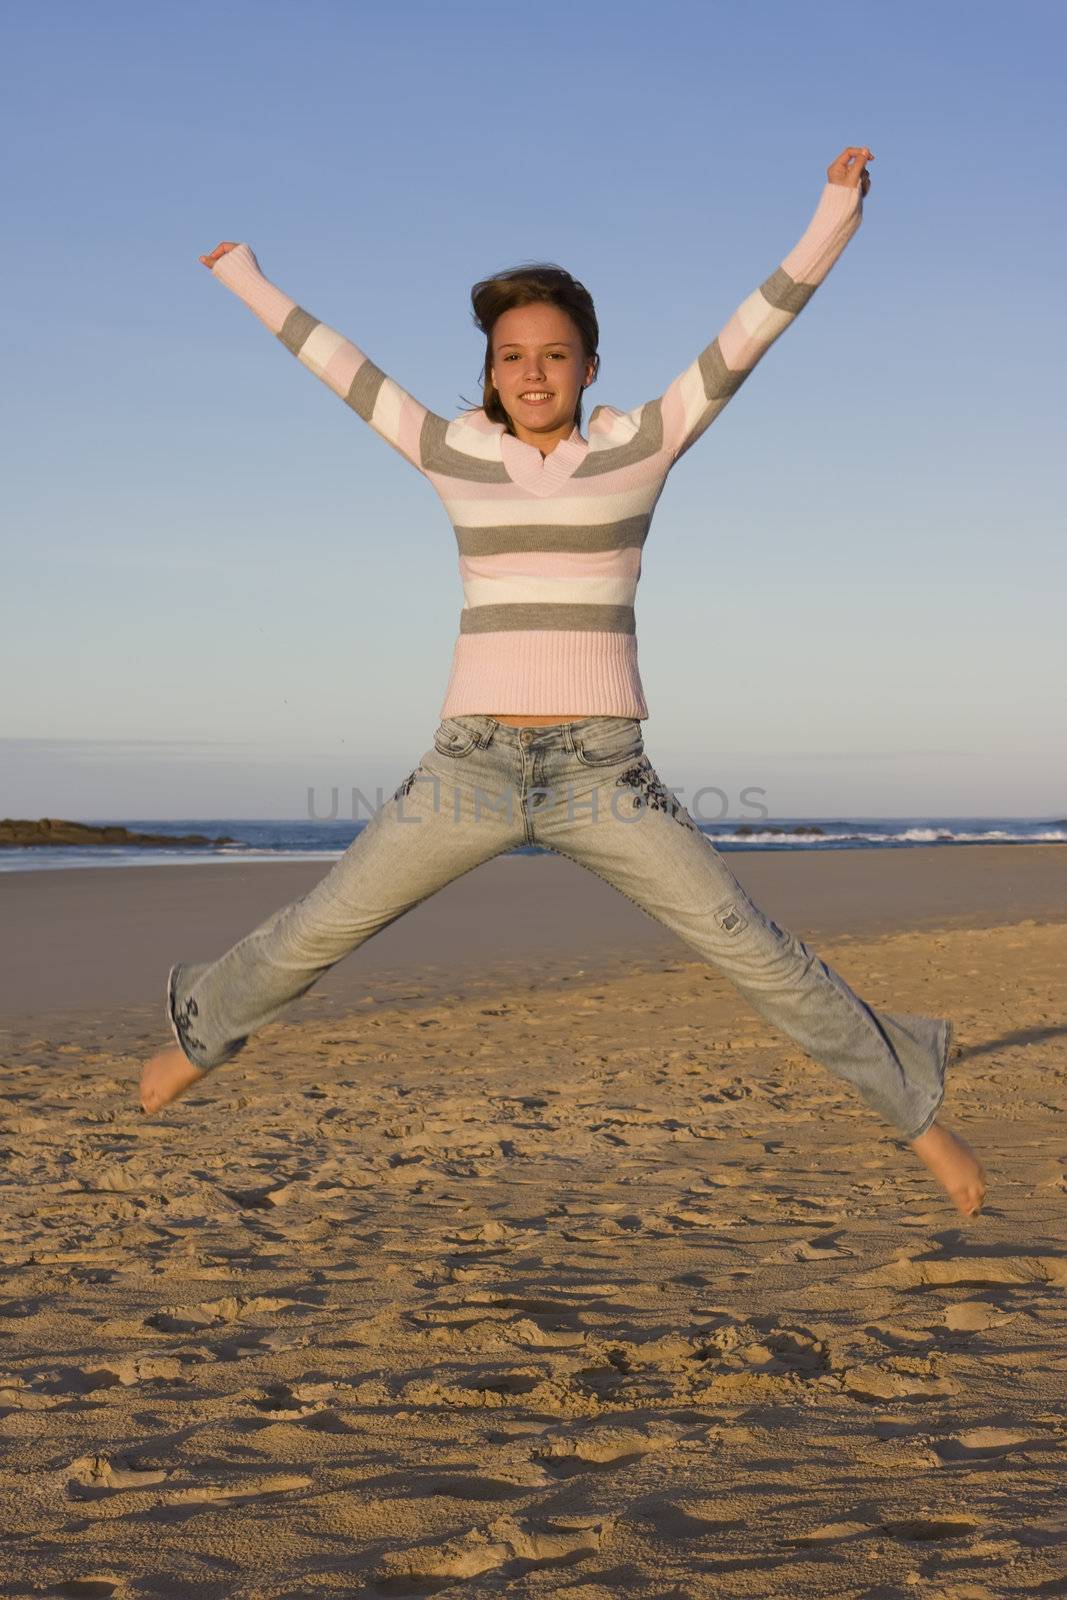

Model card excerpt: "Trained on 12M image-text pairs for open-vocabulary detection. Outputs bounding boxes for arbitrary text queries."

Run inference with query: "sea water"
[1,816,1063,872]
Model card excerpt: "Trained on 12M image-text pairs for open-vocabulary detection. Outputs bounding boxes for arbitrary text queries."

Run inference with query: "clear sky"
[3,0,1064,820]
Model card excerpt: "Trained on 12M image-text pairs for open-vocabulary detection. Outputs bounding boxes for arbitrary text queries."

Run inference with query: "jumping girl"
[140,147,986,1219]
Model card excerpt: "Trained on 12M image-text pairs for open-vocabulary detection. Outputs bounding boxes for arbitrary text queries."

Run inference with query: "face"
[490,302,597,447]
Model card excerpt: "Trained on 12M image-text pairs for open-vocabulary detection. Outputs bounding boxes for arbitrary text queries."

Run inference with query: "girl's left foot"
[140,1045,206,1114]
[908,1120,987,1217]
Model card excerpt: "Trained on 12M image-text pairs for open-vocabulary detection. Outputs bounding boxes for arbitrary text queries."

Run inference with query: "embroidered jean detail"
[615,757,698,832]
[392,768,421,802]
[170,985,207,1059]
[717,905,748,934]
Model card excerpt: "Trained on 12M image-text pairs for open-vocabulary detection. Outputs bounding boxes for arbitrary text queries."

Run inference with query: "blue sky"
[3,0,1064,819]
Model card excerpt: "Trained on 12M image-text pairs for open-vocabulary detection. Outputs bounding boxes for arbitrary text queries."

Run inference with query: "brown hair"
[469,262,600,433]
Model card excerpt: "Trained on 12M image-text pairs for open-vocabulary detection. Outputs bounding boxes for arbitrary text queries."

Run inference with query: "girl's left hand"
[827,146,873,197]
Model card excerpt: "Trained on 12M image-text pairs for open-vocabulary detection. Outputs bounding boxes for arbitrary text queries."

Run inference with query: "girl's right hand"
[199,241,239,269]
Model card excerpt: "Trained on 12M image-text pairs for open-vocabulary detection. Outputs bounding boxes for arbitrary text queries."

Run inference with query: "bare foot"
[140,1044,206,1114]
[909,1120,987,1217]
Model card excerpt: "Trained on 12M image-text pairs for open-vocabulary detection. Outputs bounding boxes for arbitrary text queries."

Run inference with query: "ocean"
[1,817,1063,872]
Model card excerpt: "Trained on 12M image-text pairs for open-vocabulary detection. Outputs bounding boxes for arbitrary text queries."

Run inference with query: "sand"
[0,846,1064,1597]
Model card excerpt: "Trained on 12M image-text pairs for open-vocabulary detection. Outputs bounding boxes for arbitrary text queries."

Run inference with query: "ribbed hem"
[440,630,649,719]
[781,181,863,289]
[212,244,295,335]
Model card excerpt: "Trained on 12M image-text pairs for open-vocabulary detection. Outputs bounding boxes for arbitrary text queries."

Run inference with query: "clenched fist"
[199,242,239,269]
[827,146,873,198]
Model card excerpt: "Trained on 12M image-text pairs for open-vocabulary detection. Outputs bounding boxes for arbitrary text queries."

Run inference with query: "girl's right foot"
[908,1120,987,1218]
[140,1045,206,1114]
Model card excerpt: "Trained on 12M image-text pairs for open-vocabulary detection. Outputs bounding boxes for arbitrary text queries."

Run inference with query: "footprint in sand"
[0,1296,46,1319]
[375,1513,613,1595]
[788,1519,873,1546]
[859,1255,1067,1290]
[66,1453,170,1498]
[216,1328,311,1361]
[631,1497,744,1541]
[533,1425,670,1478]
[396,1371,569,1414]
[943,1300,1018,1331]
[0,1379,60,1412]
[146,1294,298,1332]
[663,1204,739,1230]
[165,1472,312,1504]
[881,1514,980,1541]
[843,1365,959,1402]
[220,1181,307,1209]
[75,1355,184,1389]
[690,1318,831,1378]
[250,1380,337,1418]
[793,1234,855,1261]
[395,1472,537,1504]
[934,1426,1053,1462]
[465,1290,589,1329]
[464,1371,545,1399]
[862,1321,936,1352]
[408,1291,591,1354]
[444,1220,516,1246]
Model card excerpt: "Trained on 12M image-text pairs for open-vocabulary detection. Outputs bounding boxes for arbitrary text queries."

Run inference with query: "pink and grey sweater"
[211,180,863,719]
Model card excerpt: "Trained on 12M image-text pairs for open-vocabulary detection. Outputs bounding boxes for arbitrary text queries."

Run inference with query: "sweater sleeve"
[646,181,864,464]
[209,244,441,473]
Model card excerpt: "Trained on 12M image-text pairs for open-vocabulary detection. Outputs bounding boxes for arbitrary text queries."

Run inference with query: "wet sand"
[2,842,1065,1019]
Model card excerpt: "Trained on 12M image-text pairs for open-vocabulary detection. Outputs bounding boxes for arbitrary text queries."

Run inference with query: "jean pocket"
[572,717,645,768]
[433,718,481,758]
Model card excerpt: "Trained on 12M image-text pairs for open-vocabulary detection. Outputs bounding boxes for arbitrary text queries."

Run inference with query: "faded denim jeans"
[166,715,952,1140]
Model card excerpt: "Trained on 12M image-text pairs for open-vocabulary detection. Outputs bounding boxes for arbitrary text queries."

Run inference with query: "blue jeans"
[166,715,951,1140]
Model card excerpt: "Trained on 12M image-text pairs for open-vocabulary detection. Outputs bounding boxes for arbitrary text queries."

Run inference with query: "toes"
[958,1186,985,1218]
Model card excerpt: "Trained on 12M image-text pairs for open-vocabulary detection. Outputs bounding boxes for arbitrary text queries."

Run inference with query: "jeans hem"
[165,962,218,1073]
[901,1016,954,1142]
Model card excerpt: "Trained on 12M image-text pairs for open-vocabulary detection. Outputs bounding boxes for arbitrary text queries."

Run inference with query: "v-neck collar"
[499,424,588,495]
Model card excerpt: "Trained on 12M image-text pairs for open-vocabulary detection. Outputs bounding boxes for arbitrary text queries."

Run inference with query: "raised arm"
[645,147,871,464]
[201,242,443,473]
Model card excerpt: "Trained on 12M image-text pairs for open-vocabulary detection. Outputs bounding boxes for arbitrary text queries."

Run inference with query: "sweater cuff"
[210,244,295,335]
[779,180,863,288]
[212,242,264,292]
[811,179,864,237]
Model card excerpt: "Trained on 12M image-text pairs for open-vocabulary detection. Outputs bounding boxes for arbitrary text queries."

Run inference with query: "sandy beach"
[0,845,1064,1596]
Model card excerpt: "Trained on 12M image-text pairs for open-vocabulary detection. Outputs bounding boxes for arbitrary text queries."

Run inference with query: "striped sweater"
[211,180,863,719]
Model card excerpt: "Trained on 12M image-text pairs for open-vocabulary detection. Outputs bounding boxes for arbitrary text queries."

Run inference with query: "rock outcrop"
[733,823,825,837]
[0,818,238,848]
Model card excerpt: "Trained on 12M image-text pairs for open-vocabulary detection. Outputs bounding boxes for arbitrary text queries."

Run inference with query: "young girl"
[141,147,986,1219]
